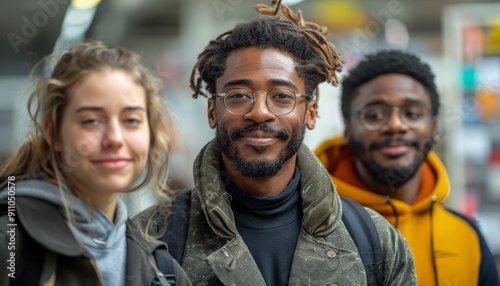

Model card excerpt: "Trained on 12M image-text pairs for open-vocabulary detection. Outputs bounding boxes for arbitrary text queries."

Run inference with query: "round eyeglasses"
[212,88,312,116]
[356,104,432,131]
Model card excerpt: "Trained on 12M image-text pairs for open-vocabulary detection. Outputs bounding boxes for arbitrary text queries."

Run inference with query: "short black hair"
[341,50,440,119]
[190,2,343,106]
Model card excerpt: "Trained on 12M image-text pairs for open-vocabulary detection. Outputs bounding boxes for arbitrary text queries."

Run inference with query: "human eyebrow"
[74,106,145,114]
[403,98,429,108]
[222,79,252,89]
[122,106,146,113]
[75,106,104,113]
[269,79,298,90]
[221,79,299,90]
[360,100,389,109]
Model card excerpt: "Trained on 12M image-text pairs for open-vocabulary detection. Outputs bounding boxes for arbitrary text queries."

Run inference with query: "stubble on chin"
[349,136,434,190]
[215,123,305,178]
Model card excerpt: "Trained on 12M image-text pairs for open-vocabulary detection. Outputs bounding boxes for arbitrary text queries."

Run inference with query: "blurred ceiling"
[1,0,497,76]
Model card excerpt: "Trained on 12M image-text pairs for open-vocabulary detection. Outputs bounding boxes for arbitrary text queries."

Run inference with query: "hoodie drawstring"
[384,196,399,228]
[430,195,438,286]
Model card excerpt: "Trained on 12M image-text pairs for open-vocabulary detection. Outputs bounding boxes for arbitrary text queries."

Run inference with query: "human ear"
[343,118,351,143]
[305,100,317,130]
[44,118,62,151]
[208,98,217,129]
[431,117,440,144]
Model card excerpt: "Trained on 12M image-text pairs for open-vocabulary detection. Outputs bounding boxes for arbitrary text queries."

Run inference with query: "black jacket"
[0,197,191,286]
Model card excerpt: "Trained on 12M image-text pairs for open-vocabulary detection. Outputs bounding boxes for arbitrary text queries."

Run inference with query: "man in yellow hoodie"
[315,50,499,285]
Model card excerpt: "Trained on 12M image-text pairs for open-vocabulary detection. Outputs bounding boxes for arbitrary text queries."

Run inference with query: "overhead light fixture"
[51,0,101,56]
[71,0,102,9]
[282,0,306,6]
[384,19,410,49]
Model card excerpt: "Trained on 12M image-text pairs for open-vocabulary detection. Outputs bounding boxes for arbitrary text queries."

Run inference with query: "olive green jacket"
[180,140,417,285]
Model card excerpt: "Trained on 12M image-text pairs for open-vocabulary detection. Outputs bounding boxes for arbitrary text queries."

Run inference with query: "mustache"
[230,124,290,141]
[370,136,419,150]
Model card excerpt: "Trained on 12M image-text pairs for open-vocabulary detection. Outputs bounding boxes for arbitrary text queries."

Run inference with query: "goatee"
[350,136,434,191]
[217,123,305,178]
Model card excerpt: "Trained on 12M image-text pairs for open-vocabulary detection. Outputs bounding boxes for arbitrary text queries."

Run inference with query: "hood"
[0,179,96,214]
[0,179,128,257]
[193,139,342,238]
[315,136,450,224]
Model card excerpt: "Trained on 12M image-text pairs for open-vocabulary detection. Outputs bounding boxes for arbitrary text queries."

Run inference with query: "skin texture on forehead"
[352,73,430,107]
[208,47,316,196]
[216,47,302,91]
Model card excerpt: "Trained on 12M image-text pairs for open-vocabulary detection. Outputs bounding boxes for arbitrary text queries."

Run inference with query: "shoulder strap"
[150,249,176,286]
[160,190,192,264]
[40,249,58,286]
[340,196,384,286]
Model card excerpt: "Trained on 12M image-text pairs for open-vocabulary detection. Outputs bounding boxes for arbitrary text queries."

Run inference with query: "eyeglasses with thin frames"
[355,103,432,131]
[212,88,311,116]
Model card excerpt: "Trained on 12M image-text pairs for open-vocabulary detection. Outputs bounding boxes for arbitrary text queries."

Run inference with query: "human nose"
[243,92,275,122]
[384,107,409,132]
[102,120,124,149]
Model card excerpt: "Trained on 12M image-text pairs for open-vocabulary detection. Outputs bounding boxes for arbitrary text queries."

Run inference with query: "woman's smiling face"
[54,69,150,201]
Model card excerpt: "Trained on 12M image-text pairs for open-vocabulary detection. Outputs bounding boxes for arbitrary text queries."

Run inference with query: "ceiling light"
[282,0,306,6]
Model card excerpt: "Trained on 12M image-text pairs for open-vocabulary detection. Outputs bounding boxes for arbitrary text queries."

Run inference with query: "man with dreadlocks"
[143,1,416,285]
[315,50,499,285]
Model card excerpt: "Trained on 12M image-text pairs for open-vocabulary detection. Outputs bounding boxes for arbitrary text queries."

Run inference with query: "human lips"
[241,131,279,145]
[379,144,410,156]
[371,137,416,158]
[92,158,132,170]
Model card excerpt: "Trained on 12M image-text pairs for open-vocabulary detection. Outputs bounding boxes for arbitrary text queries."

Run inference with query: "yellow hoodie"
[315,136,499,286]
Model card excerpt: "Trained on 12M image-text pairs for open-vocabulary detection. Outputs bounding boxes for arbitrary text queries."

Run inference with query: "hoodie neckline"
[315,136,451,220]
[333,155,437,207]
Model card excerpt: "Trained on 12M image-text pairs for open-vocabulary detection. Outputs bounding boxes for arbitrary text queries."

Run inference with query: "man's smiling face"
[208,47,316,178]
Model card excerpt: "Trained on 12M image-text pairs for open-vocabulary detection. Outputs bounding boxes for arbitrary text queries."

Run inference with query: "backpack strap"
[161,190,192,264]
[341,196,384,286]
[149,249,176,286]
[39,249,57,286]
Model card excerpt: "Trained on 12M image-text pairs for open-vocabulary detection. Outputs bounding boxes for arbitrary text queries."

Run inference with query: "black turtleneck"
[226,167,302,286]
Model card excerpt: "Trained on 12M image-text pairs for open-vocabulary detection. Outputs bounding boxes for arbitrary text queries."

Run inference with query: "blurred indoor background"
[1,0,500,269]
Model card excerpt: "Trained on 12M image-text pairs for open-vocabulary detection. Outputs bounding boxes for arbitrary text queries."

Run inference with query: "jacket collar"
[295,141,342,237]
[193,139,341,238]
[15,197,165,257]
[16,197,87,256]
[125,219,165,254]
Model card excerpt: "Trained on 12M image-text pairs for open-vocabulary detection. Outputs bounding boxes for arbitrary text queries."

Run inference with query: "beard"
[349,135,434,190]
[216,123,305,178]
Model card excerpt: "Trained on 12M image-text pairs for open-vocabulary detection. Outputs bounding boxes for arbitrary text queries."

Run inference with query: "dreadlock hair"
[341,50,440,119]
[190,0,343,106]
